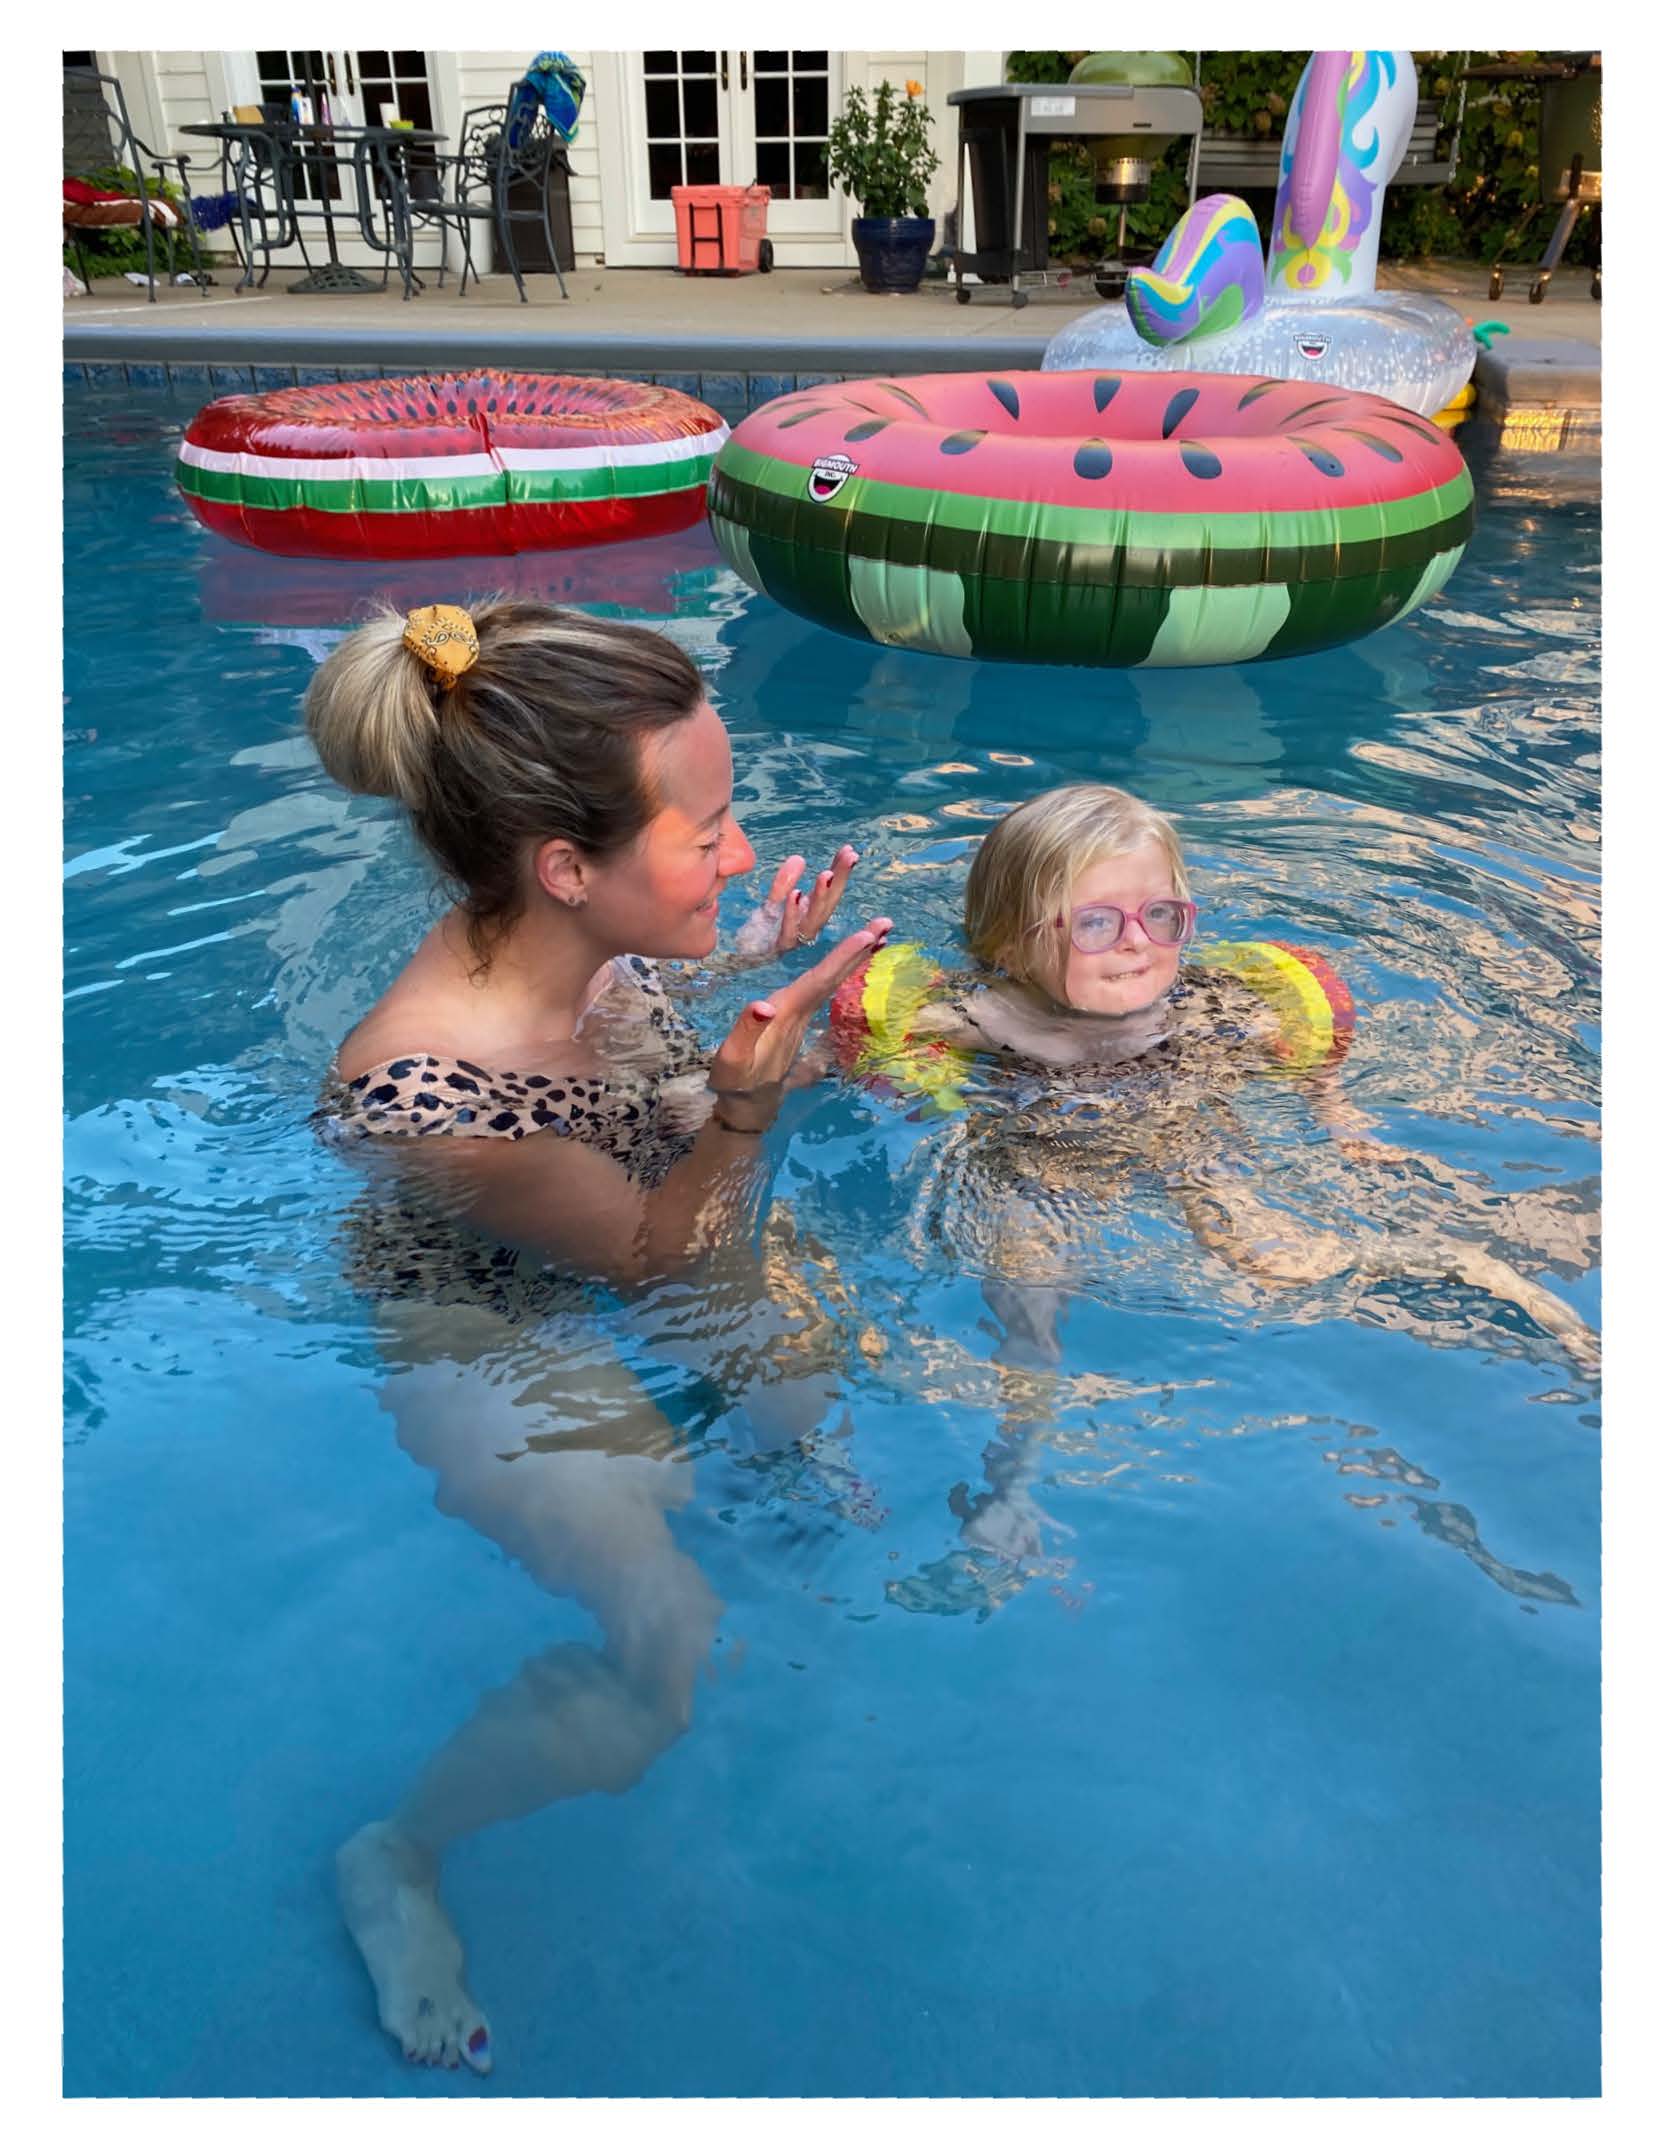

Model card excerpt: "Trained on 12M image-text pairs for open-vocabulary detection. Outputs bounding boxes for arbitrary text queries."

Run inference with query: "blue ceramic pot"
[851,215,936,293]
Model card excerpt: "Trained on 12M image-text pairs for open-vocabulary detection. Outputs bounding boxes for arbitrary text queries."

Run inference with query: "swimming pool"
[63,377,1599,2097]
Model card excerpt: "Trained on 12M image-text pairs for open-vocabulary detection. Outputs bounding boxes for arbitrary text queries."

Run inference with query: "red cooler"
[672,183,774,274]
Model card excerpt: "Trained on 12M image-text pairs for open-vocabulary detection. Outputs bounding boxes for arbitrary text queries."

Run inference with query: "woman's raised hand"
[707,916,892,1128]
[733,844,862,957]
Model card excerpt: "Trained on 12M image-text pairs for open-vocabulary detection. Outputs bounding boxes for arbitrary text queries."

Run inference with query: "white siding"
[153,51,216,138]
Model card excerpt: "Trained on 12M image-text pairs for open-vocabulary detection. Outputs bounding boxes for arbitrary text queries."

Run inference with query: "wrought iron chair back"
[403,96,569,303]
[62,66,206,299]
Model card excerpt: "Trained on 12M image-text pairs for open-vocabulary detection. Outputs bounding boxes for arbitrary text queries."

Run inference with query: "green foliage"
[1002,50,1597,269]
[62,162,195,280]
[827,79,940,219]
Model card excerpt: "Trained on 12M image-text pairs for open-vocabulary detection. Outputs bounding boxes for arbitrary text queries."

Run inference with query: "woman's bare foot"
[336,1820,492,2074]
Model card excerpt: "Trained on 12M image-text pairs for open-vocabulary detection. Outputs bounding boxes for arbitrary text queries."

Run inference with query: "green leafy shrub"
[827,79,940,218]
[1003,50,1597,269]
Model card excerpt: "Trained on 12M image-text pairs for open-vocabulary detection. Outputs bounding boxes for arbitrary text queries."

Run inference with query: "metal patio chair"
[406,89,570,302]
[62,66,207,299]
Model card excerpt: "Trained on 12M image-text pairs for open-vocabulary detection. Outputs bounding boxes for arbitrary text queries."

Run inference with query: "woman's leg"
[338,1301,721,2072]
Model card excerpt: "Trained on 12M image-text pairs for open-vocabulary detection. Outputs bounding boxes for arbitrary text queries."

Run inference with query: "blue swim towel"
[514,52,587,146]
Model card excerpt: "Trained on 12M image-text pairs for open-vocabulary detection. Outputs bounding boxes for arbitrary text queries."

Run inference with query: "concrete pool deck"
[65,255,1600,445]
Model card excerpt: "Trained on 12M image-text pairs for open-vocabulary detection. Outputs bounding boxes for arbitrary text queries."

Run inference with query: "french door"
[603,49,849,266]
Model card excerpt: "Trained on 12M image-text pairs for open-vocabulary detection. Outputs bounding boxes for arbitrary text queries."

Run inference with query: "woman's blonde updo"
[304,599,704,962]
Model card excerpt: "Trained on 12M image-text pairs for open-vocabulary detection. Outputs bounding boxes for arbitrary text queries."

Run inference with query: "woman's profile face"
[587,699,756,959]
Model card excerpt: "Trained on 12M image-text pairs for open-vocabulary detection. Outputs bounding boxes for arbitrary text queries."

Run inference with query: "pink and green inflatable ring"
[708,369,1474,668]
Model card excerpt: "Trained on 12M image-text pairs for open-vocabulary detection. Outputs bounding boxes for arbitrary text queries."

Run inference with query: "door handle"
[741,53,749,91]
[344,52,356,97]
[720,51,728,91]
[326,55,338,96]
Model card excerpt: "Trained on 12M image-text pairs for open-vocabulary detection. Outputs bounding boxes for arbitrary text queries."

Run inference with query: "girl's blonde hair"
[304,599,703,966]
[963,782,1191,997]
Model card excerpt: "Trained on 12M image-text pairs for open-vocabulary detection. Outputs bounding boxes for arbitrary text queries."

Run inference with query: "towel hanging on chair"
[516,52,586,145]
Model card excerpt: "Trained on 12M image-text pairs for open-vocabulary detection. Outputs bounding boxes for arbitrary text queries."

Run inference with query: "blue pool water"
[63,379,1600,2097]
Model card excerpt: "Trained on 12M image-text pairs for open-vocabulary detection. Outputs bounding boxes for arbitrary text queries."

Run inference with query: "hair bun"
[403,604,479,692]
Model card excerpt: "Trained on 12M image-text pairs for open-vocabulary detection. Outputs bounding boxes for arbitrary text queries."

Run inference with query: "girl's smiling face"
[1058,838,1190,1016]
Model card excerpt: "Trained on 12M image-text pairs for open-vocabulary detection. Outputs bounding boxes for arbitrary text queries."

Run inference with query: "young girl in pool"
[852,781,1595,1362]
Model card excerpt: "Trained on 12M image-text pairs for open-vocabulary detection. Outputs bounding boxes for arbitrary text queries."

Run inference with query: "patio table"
[180,121,446,296]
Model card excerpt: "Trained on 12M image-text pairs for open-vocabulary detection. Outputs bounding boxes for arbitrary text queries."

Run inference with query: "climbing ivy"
[1002,51,1597,270]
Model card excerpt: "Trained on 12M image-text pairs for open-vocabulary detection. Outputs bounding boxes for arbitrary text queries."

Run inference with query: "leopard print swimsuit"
[315,955,708,1318]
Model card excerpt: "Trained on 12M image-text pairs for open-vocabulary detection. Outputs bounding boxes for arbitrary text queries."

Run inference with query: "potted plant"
[826,78,940,293]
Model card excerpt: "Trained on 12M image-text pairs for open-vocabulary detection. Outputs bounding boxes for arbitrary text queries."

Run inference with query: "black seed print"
[1290,436,1345,477]
[1162,388,1200,438]
[845,419,892,441]
[1236,380,1280,408]
[940,430,986,454]
[1093,376,1122,412]
[1375,414,1445,443]
[1073,440,1113,479]
[987,378,1021,420]
[1280,395,1348,425]
[1335,426,1403,462]
[776,407,834,428]
[1180,444,1223,479]
[877,381,930,416]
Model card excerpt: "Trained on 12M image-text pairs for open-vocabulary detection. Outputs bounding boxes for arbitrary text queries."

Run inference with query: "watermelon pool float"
[176,371,728,560]
[708,369,1474,668]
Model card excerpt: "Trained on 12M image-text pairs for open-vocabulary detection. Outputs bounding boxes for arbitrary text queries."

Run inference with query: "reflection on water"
[64,388,1601,2093]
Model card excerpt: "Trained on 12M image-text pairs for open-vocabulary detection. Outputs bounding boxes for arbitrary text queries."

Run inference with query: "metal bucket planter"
[851,215,936,293]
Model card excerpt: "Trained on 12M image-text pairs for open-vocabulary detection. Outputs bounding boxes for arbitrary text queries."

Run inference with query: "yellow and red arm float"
[829,938,1354,1109]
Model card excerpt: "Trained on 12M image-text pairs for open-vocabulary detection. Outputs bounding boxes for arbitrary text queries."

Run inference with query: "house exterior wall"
[101,49,1009,268]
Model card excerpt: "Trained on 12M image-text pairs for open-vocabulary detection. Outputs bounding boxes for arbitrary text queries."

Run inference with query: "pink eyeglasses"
[1030,898,1198,955]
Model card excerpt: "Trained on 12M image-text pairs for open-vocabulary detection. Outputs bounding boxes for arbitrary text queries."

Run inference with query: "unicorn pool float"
[1043,51,1476,418]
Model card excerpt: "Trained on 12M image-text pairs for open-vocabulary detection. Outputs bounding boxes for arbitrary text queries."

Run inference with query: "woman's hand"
[733,844,862,958]
[708,916,892,1127]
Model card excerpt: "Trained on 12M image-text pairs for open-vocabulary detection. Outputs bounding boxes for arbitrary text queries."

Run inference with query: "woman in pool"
[307,600,887,2072]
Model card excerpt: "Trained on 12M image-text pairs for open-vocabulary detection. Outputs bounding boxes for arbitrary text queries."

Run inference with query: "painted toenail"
[468,2028,490,2053]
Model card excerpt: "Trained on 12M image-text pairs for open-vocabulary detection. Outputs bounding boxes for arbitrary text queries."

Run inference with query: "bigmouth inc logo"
[1294,331,1332,361]
[807,452,858,503]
